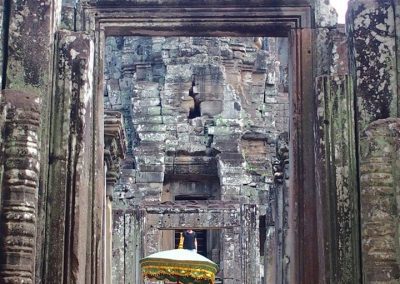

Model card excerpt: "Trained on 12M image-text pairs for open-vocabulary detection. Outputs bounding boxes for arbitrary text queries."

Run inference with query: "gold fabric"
[141,257,217,284]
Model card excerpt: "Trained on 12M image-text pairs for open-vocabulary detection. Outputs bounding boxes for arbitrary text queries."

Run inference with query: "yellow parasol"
[140,233,218,284]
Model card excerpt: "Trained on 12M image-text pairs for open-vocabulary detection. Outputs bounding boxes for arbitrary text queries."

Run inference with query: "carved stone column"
[104,111,126,284]
[360,118,400,282]
[348,1,400,282]
[4,1,61,280]
[0,90,40,283]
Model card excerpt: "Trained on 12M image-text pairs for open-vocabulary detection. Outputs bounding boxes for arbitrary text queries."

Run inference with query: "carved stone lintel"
[104,111,126,188]
[0,90,40,283]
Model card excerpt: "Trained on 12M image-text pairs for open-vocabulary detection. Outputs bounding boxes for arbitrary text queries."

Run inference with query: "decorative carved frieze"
[104,111,126,188]
[0,90,40,283]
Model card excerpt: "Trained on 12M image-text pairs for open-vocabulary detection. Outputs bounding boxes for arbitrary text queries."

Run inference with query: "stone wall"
[105,36,289,283]
[105,36,288,153]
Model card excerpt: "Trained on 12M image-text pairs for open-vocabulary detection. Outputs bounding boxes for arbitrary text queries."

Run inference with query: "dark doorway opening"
[175,230,208,257]
[259,215,266,257]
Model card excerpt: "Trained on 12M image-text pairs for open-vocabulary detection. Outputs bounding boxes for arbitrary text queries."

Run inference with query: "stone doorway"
[85,3,316,283]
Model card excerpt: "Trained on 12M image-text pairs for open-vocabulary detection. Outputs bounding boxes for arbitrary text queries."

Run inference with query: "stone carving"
[0,90,40,283]
[104,111,127,189]
[4,0,59,279]
[265,132,289,284]
[360,118,400,282]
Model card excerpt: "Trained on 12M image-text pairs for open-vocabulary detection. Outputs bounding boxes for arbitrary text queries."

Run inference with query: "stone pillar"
[314,0,338,76]
[287,27,316,284]
[348,1,400,282]
[359,119,400,282]
[241,204,260,284]
[3,0,61,280]
[124,212,140,283]
[315,75,360,283]
[217,152,248,202]
[132,89,166,256]
[104,110,126,284]
[130,80,165,267]
[0,90,40,283]
[264,226,276,284]
[221,227,242,283]
[45,30,94,283]
[112,211,125,284]
[112,209,140,284]
[348,0,398,130]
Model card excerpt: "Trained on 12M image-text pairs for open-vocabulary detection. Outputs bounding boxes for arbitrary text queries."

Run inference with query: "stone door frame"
[82,3,318,283]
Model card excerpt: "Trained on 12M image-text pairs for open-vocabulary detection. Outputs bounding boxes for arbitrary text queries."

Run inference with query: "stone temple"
[0,0,399,283]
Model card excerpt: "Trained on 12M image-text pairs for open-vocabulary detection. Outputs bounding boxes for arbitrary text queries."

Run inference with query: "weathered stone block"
[137,131,166,142]
[135,172,165,183]
[135,124,167,132]
[200,100,223,117]
[165,64,192,83]
[135,154,165,165]
[132,115,163,124]
[132,105,162,116]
